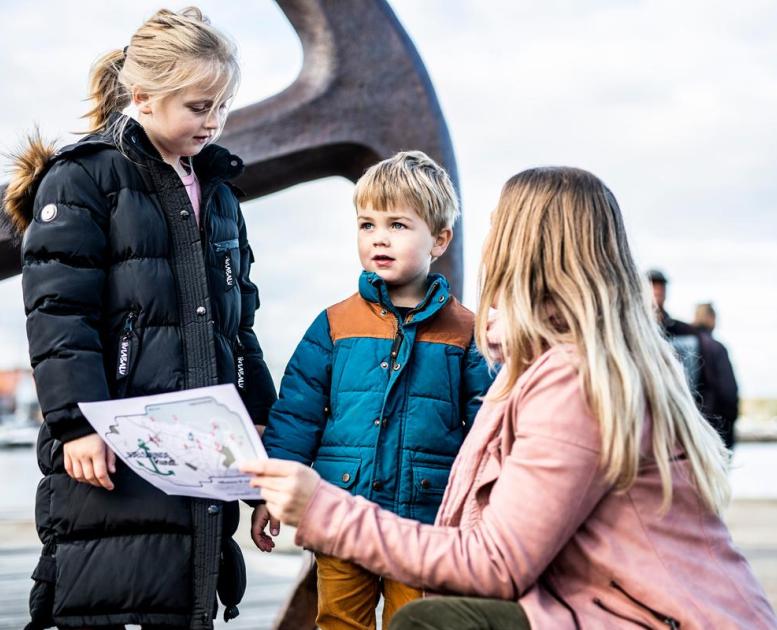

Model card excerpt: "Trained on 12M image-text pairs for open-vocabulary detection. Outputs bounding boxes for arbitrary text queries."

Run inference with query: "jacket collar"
[58,113,245,183]
[358,270,450,324]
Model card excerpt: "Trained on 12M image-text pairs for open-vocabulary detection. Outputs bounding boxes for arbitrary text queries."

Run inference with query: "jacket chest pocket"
[444,346,463,422]
[212,239,239,292]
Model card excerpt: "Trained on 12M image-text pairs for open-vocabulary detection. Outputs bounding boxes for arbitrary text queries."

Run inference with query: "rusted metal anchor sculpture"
[0,0,463,296]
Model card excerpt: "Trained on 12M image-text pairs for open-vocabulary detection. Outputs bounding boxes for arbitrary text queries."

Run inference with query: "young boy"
[257,151,493,629]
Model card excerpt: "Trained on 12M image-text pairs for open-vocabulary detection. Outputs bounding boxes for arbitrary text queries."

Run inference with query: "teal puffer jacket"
[263,272,493,524]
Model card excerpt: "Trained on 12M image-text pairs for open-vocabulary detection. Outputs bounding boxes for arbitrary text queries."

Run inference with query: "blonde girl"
[241,167,776,629]
[4,7,275,629]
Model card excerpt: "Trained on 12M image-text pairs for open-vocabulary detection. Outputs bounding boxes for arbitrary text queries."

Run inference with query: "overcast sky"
[0,0,775,397]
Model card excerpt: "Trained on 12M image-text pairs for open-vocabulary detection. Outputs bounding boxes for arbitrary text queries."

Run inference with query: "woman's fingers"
[270,515,281,537]
[64,451,72,478]
[240,458,305,477]
[107,447,117,474]
[248,475,292,492]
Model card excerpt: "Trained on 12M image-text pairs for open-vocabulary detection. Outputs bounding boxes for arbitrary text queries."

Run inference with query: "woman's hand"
[63,433,116,490]
[240,459,321,527]
[251,503,280,552]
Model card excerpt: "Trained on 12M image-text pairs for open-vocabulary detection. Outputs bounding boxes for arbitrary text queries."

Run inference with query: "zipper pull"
[122,311,137,338]
[116,310,138,380]
[390,328,404,360]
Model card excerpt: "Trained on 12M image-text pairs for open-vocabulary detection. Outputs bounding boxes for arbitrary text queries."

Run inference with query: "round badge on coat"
[40,204,58,223]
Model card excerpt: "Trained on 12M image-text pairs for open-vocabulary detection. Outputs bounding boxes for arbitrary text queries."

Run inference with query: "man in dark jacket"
[694,303,739,450]
[648,269,703,391]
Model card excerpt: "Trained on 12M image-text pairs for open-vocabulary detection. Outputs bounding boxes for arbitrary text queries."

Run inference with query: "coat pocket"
[411,463,451,523]
[609,581,680,629]
[312,456,360,490]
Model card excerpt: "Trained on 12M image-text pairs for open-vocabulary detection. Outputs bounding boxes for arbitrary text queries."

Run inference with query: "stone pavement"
[1,500,775,629]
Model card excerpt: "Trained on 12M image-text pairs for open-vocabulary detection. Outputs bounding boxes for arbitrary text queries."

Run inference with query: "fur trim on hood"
[2,130,57,235]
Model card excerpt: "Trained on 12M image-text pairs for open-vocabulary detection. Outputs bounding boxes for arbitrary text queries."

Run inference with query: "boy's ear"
[132,87,153,114]
[430,227,453,260]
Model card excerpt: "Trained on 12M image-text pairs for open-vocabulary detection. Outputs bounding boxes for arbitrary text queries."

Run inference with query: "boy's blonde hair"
[476,167,730,515]
[84,6,239,138]
[353,151,460,235]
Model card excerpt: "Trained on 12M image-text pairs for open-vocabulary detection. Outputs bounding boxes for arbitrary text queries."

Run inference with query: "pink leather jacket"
[295,345,776,629]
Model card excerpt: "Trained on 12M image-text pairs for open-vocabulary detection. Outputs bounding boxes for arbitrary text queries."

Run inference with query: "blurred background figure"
[647,269,703,392]
[695,303,740,450]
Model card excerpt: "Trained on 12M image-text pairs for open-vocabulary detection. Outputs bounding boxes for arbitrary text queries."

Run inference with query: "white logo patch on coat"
[40,204,58,222]
[224,254,234,288]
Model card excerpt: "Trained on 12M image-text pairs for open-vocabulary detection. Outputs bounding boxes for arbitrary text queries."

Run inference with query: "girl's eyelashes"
[187,102,228,114]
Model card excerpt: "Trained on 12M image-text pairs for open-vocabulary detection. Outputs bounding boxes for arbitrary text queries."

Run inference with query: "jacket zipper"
[389,326,404,365]
[540,577,581,629]
[611,581,680,629]
[593,597,654,629]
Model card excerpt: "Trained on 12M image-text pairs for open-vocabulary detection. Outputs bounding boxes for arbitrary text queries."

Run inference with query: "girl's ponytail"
[83,49,130,133]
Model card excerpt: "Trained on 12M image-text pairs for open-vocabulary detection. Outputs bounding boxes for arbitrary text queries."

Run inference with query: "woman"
[242,167,776,629]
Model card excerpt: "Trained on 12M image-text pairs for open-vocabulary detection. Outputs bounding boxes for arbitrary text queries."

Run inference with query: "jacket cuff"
[294,480,350,555]
[48,415,96,443]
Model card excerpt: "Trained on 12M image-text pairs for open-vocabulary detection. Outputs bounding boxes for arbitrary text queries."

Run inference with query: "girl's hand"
[251,503,280,552]
[63,433,116,491]
[240,459,320,528]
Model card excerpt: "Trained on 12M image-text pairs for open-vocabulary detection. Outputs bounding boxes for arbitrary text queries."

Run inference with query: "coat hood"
[2,130,58,236]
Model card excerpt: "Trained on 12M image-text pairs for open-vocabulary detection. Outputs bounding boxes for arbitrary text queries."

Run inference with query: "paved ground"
[1,500,775,629]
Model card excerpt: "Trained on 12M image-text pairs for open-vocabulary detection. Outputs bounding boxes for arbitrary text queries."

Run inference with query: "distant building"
[0,369,41,424]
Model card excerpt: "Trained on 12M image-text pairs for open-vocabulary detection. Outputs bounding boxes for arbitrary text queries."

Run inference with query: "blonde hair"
[476,167,730,513]
[353,150,459,234]
[84,6,239,138]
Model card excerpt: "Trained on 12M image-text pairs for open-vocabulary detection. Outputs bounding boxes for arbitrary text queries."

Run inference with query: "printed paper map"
[78,384,265,500]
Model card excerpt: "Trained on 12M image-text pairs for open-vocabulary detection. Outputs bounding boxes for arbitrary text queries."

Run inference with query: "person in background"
[647,269,704,398]
[694,303,740,450]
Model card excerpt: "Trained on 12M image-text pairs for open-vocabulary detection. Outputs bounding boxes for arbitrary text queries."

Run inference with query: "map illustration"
[79,385,266,500]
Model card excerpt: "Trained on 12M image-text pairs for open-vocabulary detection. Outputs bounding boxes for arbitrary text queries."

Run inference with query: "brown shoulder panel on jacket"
[327,293,395,343]
[415,297,474,350]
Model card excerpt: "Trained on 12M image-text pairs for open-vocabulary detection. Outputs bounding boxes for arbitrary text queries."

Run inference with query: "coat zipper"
[611,581,680,629]
[116,309,138,381]
[593,597,654,629]
[389,326,404,365]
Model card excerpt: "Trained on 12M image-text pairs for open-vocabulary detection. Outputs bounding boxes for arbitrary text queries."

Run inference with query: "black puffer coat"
[6,114,276,629]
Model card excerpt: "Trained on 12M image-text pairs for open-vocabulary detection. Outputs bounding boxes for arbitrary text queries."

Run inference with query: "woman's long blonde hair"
[476,167,730,513]
[84,6,239,138]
